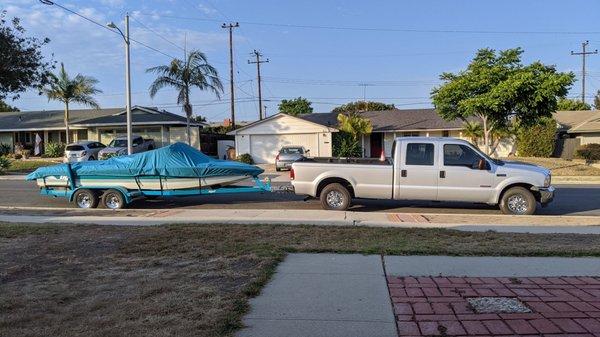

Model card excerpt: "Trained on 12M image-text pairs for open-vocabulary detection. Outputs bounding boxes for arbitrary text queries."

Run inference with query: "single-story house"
[228,108,514,164]
[0,106,205,153]
[554,110,600,144]
[227,113,338,163]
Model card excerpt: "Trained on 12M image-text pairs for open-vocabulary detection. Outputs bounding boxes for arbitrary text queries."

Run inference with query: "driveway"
[1,179,600,216]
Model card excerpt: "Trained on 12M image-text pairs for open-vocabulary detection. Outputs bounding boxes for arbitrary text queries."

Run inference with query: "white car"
[64,141,106,162]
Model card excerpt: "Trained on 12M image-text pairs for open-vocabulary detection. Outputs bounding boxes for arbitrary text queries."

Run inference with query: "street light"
[107,15,133,155]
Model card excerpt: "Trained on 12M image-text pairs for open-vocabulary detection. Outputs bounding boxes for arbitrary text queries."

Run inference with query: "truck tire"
[73,189,99,209]
[499,186,536,215]
[102,189,126,210]
[320,183,351,211]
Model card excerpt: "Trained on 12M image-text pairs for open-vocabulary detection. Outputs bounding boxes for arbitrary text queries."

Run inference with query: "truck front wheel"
[320,183,351,211]
[499,186,536,215]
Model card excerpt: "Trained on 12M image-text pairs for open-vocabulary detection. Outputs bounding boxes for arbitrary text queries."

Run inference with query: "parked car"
[276,146,309,171]
[99,135,155,159]
[63,141,106,162]
[290,137,554,215]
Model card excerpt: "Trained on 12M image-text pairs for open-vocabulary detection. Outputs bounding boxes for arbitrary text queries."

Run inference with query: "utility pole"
[248,50,269,120]
[222,22,239,128]
[571,41,598,103]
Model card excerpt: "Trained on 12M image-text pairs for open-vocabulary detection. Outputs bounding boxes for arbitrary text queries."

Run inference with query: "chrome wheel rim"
[105,193,121,209]
[76,193,92,208]
[507,194,529,214]
[326,191,344,208]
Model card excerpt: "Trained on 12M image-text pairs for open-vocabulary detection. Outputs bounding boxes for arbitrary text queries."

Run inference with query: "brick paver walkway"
[387,276,600,336]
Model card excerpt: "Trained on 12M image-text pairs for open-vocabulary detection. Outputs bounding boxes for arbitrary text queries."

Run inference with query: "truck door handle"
[401,169,407,177]
[440,170,445,178]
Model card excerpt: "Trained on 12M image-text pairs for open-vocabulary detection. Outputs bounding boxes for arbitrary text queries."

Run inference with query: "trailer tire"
[499,186,536,215]
[320,183,351,211]
[73,189,99,209]
[102,189,126,210]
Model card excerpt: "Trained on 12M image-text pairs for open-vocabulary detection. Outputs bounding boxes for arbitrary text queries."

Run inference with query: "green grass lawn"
[503,156,600,176]
[2,223,600,337]
[6,159,59,173]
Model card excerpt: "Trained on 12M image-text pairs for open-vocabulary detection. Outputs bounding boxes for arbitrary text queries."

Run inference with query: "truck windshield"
[109,139,127,147]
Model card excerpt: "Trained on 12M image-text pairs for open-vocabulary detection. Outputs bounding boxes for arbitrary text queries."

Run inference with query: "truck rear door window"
[405,143,434,166]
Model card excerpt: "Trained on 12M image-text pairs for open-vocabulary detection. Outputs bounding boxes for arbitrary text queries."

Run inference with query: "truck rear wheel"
[320,183,351,211]
[102,189,126,210]
[500,186,536,215]
[73,189,99,209]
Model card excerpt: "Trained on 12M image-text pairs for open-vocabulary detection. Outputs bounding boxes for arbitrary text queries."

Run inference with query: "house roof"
[567,110,600,133]
[552,110,599,131]
[226,113,339,135]
[0,106,197,131]
[299,108,464,132]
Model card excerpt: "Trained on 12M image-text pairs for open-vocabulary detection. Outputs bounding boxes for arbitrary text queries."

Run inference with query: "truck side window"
[444,144,482,168]
[406,143,434,166]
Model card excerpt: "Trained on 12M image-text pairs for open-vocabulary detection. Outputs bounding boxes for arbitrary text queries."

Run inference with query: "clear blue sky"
[4,0,600,122]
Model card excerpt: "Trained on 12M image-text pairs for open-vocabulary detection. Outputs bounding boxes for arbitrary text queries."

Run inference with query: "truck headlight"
[544,174,551,187]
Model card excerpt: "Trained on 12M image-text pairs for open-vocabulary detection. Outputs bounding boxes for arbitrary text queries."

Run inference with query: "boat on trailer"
[26,142,271,209]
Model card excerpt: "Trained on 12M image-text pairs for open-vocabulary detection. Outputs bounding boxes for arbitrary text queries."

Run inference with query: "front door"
[370,133,383,158]
[437,143,494,202]
[395,141,438,200]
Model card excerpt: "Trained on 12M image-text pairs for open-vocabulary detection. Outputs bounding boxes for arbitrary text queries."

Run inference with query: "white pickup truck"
[290,137,554,215]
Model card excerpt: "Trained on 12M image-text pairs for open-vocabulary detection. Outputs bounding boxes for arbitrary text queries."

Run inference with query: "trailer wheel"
[102,189,126,210]
[320,183,351,211]
[73,189,99,209]
[499,186,536,215]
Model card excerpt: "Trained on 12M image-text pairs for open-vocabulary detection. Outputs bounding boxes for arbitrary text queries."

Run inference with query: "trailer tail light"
[290,168,295,180]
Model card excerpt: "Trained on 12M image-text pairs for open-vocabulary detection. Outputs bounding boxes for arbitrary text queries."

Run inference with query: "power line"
[43,1,177,59]
[129,15,185,52]
[134,13,600,35]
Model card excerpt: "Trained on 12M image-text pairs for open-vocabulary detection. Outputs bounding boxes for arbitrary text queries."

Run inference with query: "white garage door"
[250,134,318,163]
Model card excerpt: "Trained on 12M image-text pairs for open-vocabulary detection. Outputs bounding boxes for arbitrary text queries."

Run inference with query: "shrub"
[516,117,556,157]
[44,142,65,158]
[332,132,362,157]
[236,153,254,165]
[0,156,10,174]
[0,143,11,156]
[576,143,600,164]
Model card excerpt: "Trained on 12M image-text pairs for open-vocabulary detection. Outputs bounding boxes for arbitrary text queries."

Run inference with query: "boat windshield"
[109,139,128,147]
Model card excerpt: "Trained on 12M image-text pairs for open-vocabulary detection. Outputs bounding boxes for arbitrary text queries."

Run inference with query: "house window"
[442,130,450,137]
[402,132,420,137]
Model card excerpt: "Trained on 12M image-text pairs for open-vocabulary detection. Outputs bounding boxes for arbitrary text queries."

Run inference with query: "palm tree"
[337,112,373,141]
[462,121,483,146]
[43,63,101,145]
[147,50,223,145]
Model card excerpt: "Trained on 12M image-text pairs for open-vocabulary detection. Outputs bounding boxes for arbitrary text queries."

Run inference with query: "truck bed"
[299,157,391,165]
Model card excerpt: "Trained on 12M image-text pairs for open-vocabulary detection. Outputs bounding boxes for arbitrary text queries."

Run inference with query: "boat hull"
[36,175,251,190]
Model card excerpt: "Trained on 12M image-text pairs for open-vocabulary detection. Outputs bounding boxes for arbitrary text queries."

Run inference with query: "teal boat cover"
[26,142,263,180]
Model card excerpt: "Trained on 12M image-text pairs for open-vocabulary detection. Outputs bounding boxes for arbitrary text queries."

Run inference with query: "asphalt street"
[1,179,599,216]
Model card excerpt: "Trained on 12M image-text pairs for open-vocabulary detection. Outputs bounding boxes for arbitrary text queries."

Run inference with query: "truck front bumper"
[532,185,555,205]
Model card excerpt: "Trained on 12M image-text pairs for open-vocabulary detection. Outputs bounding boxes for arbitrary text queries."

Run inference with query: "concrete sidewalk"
[237,253,600,337]
[237,253,397,337]
[1,207,600,234]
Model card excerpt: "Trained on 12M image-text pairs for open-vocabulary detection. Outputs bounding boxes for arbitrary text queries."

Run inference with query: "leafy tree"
[42,63,101,144]
[516,117,557,157]
[333,112,373,157]
[431,48,574,154]
[147,50,223,144]
[332,101,394,113]
[0,11,54,100]
[278,97,313,116]
[462,121,483,145]
[0,100,19,112]
[557,98,591,111]
[594,90,600,110]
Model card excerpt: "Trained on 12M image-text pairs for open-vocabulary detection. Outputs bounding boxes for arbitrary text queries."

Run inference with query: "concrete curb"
[0,175,27,181]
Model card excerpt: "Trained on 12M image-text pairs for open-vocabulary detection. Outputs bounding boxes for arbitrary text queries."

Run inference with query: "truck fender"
[312,172,357,197]
[491,177,534,204]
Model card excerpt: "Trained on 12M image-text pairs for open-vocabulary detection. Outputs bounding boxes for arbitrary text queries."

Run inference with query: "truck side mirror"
[477,158,487,170]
